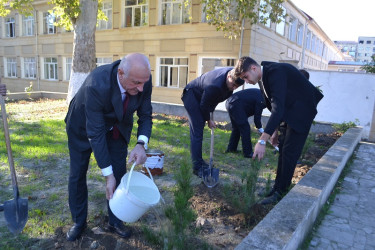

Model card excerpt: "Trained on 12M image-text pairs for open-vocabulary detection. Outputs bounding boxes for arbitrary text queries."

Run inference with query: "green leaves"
[201,0,286,39]
[361,55,375,73]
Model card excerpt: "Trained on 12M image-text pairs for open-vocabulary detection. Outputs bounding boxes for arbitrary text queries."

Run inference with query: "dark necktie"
[258,80,272,111]
[112,92,130,139]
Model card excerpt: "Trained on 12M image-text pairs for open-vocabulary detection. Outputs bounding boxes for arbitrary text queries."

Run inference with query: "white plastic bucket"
[109,163,160,223]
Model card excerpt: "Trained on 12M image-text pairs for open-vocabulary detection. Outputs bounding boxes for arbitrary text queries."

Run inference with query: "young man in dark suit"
[181,67,244,177]
[225,88,266,158]
[234,57,323,204]
[65,53,153,241]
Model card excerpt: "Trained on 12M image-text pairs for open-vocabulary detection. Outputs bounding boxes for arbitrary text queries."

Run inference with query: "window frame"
[157,57,189,88]
[43,12,56,34]
[43,57,58,80]
[161,0,189,25]
[288,16,298,43]
[275,6,286,36]
[22,15,35,36]
[4,57,17,78]
[96,57,112,67]
[22,57,37,79]
[123,0,149,27]
[64,57,72,81]
[98,0,113,30]
[5,17,16,38]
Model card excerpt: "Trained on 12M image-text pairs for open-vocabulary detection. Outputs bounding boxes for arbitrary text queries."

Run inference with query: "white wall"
[310,71,375,139]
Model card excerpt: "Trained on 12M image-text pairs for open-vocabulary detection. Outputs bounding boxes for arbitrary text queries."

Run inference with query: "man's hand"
[105,174,116,200]
[253,143,266,160]
[128,144,147,165]
[270,130,279,147]
[207,120,216,129]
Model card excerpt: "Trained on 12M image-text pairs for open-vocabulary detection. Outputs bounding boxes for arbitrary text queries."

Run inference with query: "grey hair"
[119,53,151,78]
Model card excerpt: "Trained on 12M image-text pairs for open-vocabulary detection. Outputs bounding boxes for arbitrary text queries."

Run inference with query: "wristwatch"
[257,139,266,145]
[136,140,145,147]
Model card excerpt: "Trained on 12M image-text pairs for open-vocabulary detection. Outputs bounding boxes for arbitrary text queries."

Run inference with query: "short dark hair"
[229,70,245,86]
[299,69,310,80]
[234,56,259,78]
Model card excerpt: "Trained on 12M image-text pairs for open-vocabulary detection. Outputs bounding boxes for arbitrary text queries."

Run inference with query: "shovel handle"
[0,95,19,198]
[210,112,214,160]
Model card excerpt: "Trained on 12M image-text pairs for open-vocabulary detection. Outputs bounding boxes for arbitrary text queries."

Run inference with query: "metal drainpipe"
[33,8,40,91]
[239,18,245,90]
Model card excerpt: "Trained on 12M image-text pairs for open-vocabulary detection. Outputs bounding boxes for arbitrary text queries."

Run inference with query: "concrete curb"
[235,127,363,250]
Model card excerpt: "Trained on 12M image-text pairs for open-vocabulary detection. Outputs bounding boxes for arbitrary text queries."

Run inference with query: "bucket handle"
[125,162,154,194]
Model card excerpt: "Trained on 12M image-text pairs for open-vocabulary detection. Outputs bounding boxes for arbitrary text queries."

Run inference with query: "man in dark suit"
[181,67,244,177]
[65,53,153,241]
[234,57,323,204]
[225,88,266,158]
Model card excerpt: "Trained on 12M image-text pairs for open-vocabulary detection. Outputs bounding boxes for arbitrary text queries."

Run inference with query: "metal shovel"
[203,112,219,188]
[0,95,28,235]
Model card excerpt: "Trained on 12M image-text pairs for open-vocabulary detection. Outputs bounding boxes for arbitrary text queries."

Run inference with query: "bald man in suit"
[65,53,153,241]
[234,57,323,204]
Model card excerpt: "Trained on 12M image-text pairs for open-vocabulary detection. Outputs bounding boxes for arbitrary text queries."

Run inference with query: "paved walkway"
[307,142,375,249]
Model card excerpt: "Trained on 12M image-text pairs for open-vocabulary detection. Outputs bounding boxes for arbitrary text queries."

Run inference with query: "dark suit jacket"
[65,60,153,169]
[225,88,265,129]
[260,61,323,135]
[184,67,233,121]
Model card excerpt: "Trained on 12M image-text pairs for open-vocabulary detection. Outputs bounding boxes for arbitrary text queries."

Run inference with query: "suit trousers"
[181,89,206,170]
[274,122,310,193]
[68,131,128,226]
[227,115,253,156]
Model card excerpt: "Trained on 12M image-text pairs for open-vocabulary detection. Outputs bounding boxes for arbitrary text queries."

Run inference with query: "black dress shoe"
[108,222,132,238]
[66,223,86,241]
[259,191,282,205]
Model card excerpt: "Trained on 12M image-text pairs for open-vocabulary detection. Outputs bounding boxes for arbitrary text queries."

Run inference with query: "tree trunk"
[67,0,98,103]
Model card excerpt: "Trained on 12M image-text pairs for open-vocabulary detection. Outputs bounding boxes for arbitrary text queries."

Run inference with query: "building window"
[161,0,189,25]
[65,57,72,81]
[98,1,113,30]
[5,57,17,77]
[296,23,304,46]
[44,57,58,80]
[200,58,235,75]
[23,57,36,78]
[124,0,148,27]
[43,12,56,34]
[159,57,188,88]
[23,15,34,36]
[305,30,311,50]
[275,6,286,35]
[5,17,16,37]
[359,40,364,44]
[366,40,371,44]
[96,57,112,67]
[259,0,271,28]
[288,16,298,42]
[311,35,316,53]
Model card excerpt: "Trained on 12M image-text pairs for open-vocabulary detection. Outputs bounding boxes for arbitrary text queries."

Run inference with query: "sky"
[290,0,374,41]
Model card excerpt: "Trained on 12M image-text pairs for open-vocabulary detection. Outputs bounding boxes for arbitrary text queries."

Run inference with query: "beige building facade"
[0,0,345,105]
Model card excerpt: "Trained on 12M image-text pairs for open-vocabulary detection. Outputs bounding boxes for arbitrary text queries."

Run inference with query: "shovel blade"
[3,198,28,235]
[203,168,219,188]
